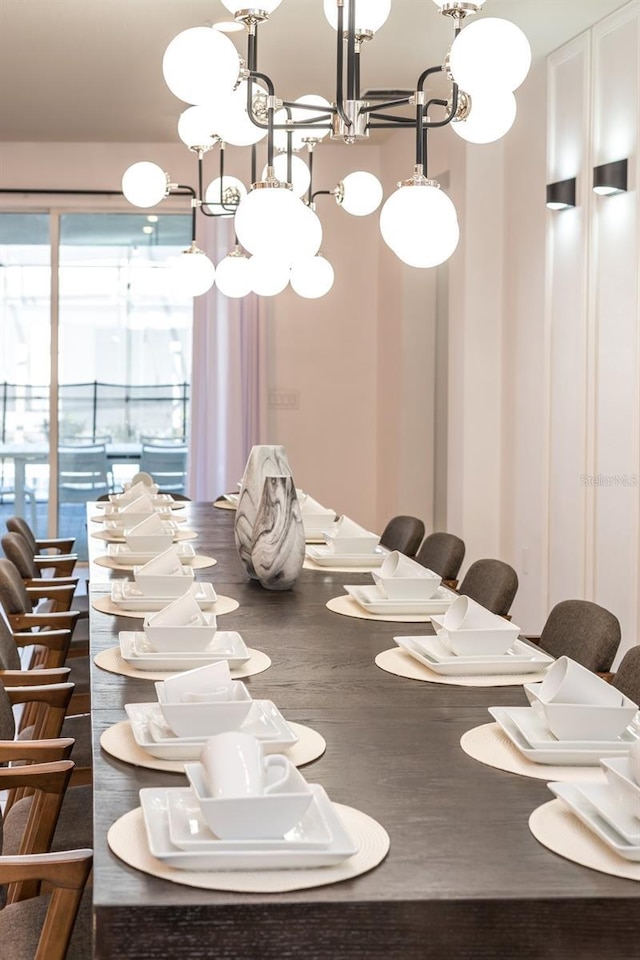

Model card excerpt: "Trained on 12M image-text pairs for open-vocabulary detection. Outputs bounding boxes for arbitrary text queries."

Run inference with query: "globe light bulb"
[338,171,383,216]
[452,88,516,144]
[215,252,252,298]
[380,181,459,268]
[323,0,391,35]
[218,81,268,146]
[170,246,216,296]
[234,187,299,256]
[248,254,290,297]
[121,162,168,208]
[204,176,247,216]
[290,256,335,298]
[162,27,240,105]
[221,0,283,13]
[177,106,220,149]
[292,202,323,262]
[449,18,531,93]
[263,155,311,198]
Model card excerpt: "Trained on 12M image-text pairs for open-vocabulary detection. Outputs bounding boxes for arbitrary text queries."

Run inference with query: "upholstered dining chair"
[380,516,425,557]
[2,531,88,617]
[611,644,640,702]
[458,558,519,617]
[415,532,466,589]
[6,515,76,559]
[532,600,621,674]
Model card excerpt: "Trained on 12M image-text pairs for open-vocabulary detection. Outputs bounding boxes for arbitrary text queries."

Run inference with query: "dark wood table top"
[88,504,640,960]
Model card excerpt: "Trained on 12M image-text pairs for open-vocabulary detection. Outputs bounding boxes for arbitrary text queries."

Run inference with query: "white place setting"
[299,493,337,543]
[93,541,217,572]
[461,656,640,780]
[92,511,198,545]
[304,515,389,571]
[107,730,390,890]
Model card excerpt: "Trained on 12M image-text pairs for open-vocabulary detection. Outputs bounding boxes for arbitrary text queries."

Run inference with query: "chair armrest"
[34,554,78,576]
[26,576,79,590]
[35,537,76,554]
[0,758,74,792]
[5,682,74,711]
[2,849,93,903]
[27,584,76,612]
[442,579,458,591]
[0,667,71,684]
[0,738,75,763]
[9,611,80,632]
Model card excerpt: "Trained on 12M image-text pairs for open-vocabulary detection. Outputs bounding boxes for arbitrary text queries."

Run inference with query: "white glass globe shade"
[122,162,168,208]
[171,250,216,296]
[234,187,299,256]
[177,106,220,149]
[205,175,247,215]
[263,155,311,198]
[380,183,459,268]
[323,0,391,34]
[221,0,283,12]
[340,171,383,216]
[449,18,531,93]
[249,255,290,297]
[218,81,268,146]
[162,27,240,105]
[290,256,335,299]
[215,254,252,298]
[291,203,323,262]
[452,88,516,144]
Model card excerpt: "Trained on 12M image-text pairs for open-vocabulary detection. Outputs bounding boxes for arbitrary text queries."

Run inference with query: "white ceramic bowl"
[184,761,313,839]
[303,512,337,531]
[523,682,543,706]
[125,533,174,553]
[323,531,380,555]
[157,684,253,738]
[534,696,638,742]
[143,611,217,652]
[601,756,640,818]
[134,567,195,598]
[372,569,441,600]
[440,624,520,657]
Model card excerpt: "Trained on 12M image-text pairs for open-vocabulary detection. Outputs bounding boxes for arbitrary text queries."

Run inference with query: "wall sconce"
[593,158,628,195]
[546,177,577,210]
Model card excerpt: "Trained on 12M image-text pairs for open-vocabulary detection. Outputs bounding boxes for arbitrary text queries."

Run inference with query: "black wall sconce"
[593,158,628,195]
[546,177,577,210]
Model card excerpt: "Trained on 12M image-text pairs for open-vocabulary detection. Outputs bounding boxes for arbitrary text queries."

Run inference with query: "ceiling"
[0,0,628,143]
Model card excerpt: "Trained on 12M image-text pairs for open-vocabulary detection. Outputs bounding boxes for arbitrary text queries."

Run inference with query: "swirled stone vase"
[234,444,293,578]
[250,476,305,591]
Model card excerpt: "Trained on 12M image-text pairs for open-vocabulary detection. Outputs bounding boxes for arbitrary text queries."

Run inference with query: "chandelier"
[122,0,531,297]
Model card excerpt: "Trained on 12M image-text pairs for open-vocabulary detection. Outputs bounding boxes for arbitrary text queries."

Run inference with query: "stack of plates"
[111,580,217,611]
[345,585,455,616]
[125,700,298,759]
[119,630,249,671]
[139,785,358,870]
[550,773,640,862]
[305,545,388,568]
[395,635,553,675]
[107,542,196,565]
[490,706,639,765]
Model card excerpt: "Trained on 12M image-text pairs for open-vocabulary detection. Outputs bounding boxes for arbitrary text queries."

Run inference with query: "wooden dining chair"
[531,600,621,674]
[6,515,76,559]
[2,531,88,617]
[611,644,640,702]
[458,558,519,617]
[415,532,466,589]
[380,516,425,557]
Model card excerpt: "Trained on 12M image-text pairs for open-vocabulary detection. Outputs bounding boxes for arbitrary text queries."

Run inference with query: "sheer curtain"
[188,216,268,499]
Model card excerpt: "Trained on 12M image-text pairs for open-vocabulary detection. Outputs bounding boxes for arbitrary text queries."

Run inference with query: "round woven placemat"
[460,722,607,783]
[94,645,271,681]
[91,528,197,543]
[92,595,238,620]
[212,500,236,511]
[326,594,433,624]
[107,802,389,893]
[529,799,640,882]
[100,720,326,773]
[375,647,548,687]
[93,555,217,572]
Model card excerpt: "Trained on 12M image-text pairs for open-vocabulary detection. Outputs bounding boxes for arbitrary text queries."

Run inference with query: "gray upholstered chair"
[458,558,518,617]
[6,515,76,559]
[380,516,425,557]
[415,532,466,588]
[2,531,88,617]
[535,600,621,674]
[611,645,640,702]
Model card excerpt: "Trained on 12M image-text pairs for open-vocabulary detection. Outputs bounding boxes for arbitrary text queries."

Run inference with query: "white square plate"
[119,630,250,670]
[107,542,196,566]
[549,783,640,861]
[125,700,298,758]
[111,580,217,611]
[345,585,454,616]
[395,636,553,675]
[140,786,358,869]
[305,545,388,568]
[495,705,639,751]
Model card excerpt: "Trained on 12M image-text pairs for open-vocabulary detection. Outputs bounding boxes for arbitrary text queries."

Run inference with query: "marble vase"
[234,444,292,578]
[250,476,305,591]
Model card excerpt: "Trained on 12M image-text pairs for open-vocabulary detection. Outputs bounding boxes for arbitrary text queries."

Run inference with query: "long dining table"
[86,503,640,960]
